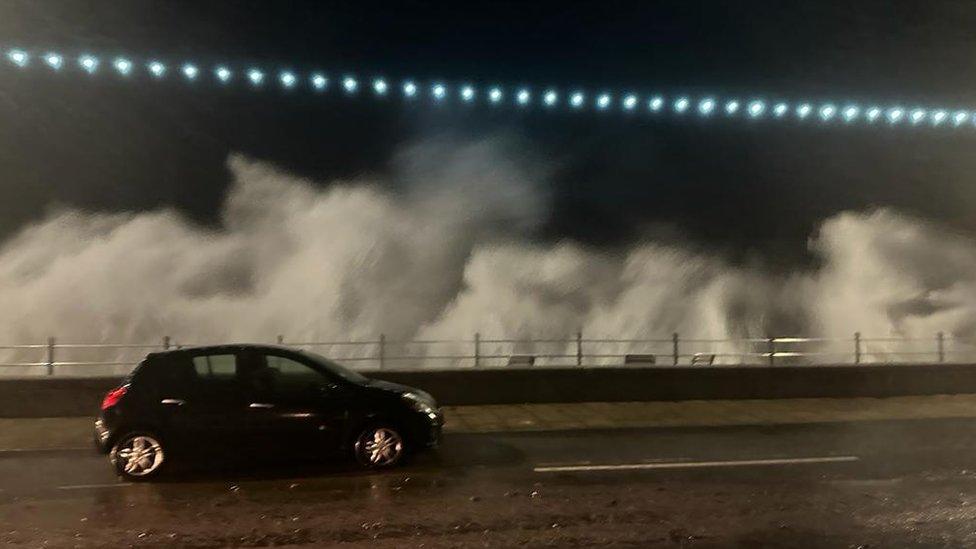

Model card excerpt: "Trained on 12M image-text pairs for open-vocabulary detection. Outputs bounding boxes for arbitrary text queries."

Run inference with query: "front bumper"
[416,408,443,448]
[427,416,443,448]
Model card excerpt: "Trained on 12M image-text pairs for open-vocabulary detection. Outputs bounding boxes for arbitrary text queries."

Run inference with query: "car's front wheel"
[353,425,406,469]
[110,431,167,481]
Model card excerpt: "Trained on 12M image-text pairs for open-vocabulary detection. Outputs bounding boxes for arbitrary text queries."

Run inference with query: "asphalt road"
[4,418,976,547]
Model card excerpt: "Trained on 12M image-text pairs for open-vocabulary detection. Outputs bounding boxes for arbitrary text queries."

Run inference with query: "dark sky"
[2,0,976,268]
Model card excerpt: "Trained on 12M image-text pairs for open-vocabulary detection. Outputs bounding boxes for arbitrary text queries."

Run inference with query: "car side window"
[192,354,237,379]
[266,355,321,380]
[187,354,244,401]
[249,354,327,399]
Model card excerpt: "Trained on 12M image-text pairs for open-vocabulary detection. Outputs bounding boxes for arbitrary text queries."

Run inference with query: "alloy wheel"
[357,427,404,467]
[113,434,165,477]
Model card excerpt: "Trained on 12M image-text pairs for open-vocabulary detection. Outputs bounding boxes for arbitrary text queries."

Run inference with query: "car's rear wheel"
[353,425,406,469]
[110,431,166,481]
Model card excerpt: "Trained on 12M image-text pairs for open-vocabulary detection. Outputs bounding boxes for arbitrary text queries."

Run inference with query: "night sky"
[2,0,976,269]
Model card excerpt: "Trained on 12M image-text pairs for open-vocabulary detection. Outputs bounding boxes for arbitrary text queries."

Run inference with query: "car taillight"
[101,385,128,410]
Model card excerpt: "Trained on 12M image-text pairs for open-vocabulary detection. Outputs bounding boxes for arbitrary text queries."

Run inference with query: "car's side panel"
[122,352,252,454]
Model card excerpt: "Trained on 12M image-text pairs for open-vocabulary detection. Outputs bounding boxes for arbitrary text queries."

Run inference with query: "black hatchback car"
[94,344,442,480]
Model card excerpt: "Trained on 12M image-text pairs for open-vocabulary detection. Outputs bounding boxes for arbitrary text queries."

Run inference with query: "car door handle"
[249,402,275,409]
[161,398,185,406]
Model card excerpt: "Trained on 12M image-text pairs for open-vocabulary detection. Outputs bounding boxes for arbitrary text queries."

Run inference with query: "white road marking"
[0,447,91,453]
[534,455,859,473]
[57,483,133,490]
[535,460,592,467]
[534,457,693,468]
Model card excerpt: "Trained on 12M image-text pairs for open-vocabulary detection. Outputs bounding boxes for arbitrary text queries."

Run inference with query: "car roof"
[146,343,299,359]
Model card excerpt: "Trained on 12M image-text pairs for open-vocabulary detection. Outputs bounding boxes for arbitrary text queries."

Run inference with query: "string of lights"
[5,48,972,129]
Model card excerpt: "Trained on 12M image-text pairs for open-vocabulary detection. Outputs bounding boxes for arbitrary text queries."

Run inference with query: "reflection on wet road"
[5,418,976,546]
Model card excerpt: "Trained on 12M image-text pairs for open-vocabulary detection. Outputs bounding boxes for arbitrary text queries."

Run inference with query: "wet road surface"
[4,417,976,547]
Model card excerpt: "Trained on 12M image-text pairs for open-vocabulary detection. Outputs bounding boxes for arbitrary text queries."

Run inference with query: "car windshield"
[301,351,370,384]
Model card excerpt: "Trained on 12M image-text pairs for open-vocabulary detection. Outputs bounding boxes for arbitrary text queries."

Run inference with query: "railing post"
[854,332,861,365]
[378,334,386,370]
[767,337,775,366]
[937,331,945,363]
[474,332,480,368]
[672,332,680,366]
[163,336,171,350]
[576,331,582,366]
[46,337,55,376]
[276,334,284,345]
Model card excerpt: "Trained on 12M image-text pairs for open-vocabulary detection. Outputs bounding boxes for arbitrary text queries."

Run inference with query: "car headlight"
[401,391,437,414]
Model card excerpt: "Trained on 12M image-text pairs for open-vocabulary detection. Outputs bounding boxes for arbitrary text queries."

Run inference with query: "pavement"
[4,396,976,547]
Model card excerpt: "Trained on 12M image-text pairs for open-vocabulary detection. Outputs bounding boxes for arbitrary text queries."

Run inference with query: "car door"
[160,351,250,453]
[241,351,353,456]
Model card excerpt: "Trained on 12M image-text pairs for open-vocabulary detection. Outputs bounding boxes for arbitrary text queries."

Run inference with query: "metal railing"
[0,331,973,377]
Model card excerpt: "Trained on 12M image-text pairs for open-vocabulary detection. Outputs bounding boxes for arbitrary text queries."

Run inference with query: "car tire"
[110,431,167,481]
[353,424,407,469]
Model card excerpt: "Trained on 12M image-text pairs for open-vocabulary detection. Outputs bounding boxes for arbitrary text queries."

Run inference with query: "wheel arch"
[106,422,168,451]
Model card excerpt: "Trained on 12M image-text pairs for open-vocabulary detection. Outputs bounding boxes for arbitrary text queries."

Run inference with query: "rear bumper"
[93,418,111,453]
